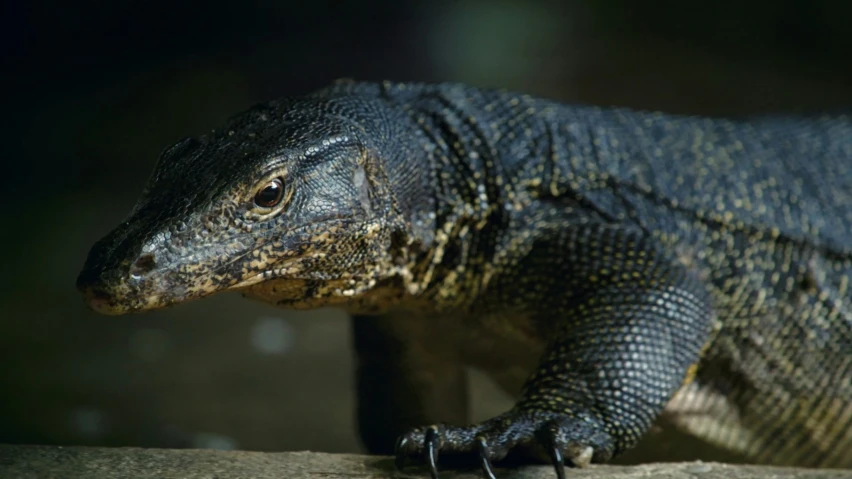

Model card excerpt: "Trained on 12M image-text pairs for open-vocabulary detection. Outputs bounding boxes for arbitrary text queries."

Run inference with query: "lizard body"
[77,80,852,476]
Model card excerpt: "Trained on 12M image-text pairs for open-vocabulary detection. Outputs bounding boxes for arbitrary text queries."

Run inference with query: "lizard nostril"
[129,253,157,279]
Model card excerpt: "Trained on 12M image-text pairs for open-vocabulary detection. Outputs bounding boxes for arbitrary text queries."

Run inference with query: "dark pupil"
[255,180,283,207]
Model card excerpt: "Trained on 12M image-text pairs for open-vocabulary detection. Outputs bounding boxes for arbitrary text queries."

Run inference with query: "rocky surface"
[0,445,850,479]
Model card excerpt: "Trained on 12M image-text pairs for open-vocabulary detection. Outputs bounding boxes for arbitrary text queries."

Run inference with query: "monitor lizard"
[76,80,852,478]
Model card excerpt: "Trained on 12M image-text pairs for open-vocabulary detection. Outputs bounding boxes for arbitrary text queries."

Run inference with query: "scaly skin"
[77,80,852,477]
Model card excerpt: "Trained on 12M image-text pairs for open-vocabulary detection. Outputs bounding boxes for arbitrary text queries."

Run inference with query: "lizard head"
[77,92,434,315]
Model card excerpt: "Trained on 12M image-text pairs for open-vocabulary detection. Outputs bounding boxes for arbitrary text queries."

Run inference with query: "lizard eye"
[254,178,285,208]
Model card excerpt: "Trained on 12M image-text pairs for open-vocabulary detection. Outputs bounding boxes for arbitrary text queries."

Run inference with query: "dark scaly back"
[565,108,852,255]
[353,81,852,254]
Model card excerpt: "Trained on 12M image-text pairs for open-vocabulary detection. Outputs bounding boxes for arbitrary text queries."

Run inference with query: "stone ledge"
[0,444,850,479]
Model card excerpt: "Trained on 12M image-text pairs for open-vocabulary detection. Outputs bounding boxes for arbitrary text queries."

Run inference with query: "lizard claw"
[538,422,566,479]
[393,412,612,477]
[475,436,497,479]
[425,426,441,479]
[548,445,566,479]
[393,436,408,470]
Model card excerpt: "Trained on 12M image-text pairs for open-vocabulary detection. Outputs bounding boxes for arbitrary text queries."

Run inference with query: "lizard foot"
[393,411,614,479]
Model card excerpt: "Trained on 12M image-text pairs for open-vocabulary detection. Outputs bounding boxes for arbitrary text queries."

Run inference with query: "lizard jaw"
[76,269,191,315]
[79,285,165,316]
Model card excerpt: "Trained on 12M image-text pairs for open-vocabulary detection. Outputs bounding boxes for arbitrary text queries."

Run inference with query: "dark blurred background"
[3,0,852,463]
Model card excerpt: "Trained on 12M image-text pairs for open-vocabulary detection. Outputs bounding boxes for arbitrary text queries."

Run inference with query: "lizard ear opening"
[353,166,373,216]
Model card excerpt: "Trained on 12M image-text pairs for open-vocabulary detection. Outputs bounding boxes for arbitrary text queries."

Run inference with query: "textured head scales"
[77,91,426,315]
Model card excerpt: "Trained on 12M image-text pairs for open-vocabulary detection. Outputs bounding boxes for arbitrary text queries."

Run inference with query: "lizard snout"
[77,283,121,316]
[76,232,162,315]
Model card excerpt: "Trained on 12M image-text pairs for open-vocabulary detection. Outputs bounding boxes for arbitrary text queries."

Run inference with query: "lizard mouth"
[77,215,366,315]
[78,282,173,316]
[77,244,318,315]
[79,285,127,315]
[76,252,210,315]
[224,258,308,291]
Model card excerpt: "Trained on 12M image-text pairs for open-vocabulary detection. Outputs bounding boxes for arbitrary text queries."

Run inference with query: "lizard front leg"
[352,314,470,454]
[395,224,714,478]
